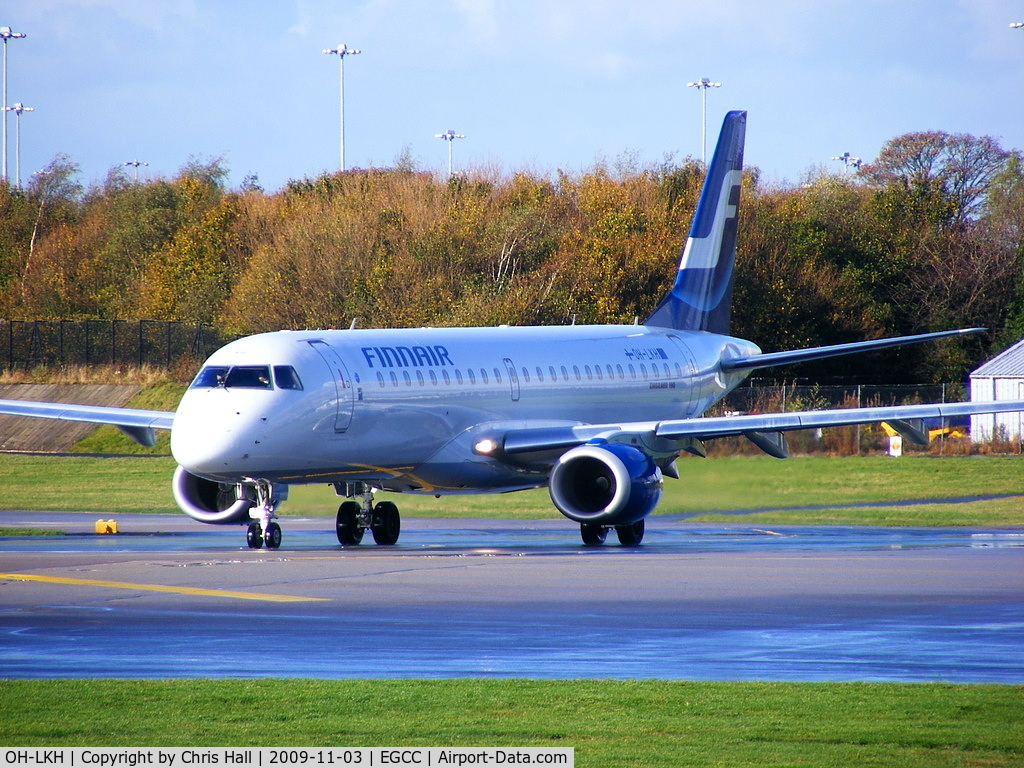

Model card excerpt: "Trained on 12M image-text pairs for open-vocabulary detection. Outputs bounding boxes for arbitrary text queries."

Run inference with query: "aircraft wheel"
[336,501,364,545]
[246,522,264,549]
[264,522,282,549]
[615,519,645,546]
[371,501,401,545]
[580,523,608,546]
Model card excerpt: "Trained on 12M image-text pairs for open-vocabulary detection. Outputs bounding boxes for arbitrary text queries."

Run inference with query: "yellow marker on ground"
[0,572,326,602]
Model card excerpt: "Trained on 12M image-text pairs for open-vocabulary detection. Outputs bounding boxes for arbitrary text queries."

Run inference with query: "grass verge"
[1,453,1023,525]
[1,680,1021,767]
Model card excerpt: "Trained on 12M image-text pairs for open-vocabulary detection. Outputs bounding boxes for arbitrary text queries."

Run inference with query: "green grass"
[1,453,1023,526]
[0,680,1021,766]
[0,528,64,536]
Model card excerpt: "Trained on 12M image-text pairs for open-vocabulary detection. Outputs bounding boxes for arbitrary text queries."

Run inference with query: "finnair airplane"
[3,110,1022,549]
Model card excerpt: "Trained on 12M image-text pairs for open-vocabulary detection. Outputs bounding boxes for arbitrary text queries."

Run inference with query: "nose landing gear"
[244,480,287,550]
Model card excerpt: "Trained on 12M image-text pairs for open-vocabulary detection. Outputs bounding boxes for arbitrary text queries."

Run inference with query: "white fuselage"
[170,325,759,493]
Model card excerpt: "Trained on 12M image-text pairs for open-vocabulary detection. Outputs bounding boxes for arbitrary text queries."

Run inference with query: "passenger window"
[573,366,581,381]
[191,366,229,388]
[390,372,399,387]
[536,366,544,382]
[403,371,412,386]
[561,366,568,381]
[274,365,303,390]
[468,369,476,385]
[225,366,272,389]
[416,371,425,386]
[616,364,624,379]
[443,370,451,385]
[629,364,636,379]
[377,372,385,387]
[594,365,602,381]
[456,370,463,385]
[494,367,502,384]
[429,370,438,385]
[522,367,530,383]
[481,369,488,384]
[549,366,557,380]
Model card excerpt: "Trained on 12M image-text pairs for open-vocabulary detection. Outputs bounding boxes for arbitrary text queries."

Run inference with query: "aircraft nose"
[170,395,267,477]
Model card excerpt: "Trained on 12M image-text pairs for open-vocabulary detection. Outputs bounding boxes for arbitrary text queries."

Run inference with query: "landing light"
[474,438,499,455]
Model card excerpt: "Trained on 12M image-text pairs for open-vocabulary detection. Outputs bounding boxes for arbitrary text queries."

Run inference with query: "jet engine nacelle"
[172,465,253,524]
[548,442,663,526]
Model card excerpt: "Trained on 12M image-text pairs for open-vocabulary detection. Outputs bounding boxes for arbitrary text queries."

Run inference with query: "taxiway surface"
[1,511,1023,682]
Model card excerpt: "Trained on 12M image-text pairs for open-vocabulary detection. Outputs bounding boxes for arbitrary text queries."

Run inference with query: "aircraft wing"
[487,398,1024,463]
[721,328,985,372]
[0,399,175,448]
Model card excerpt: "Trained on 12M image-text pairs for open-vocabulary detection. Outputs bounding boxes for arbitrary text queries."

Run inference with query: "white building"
[970,338,1024,442]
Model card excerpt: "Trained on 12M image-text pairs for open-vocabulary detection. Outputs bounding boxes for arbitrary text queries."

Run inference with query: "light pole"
[434,130,466,176]
[1,26,27,183]
[3,102,32,186]
[123,159,149,183]
[322,43,361,172]
[831,152,862,173]
[686,77,721,165]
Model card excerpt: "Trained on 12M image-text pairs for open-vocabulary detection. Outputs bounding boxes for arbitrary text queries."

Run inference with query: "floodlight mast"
[434,129,466,176]
[123,159,149,183]
[3,102,32,187]
[322,43,361,172]
[1,26,27,183]
[831,151,862,172]
[686,77,721,165]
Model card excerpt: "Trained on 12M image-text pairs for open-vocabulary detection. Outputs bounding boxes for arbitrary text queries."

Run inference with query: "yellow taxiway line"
[0,572,326,602]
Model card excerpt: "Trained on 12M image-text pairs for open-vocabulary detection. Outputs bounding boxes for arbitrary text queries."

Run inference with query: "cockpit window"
[225,366,272,388]
[274,365,303,390]
[191,366,229,388]
[190,365,274,389]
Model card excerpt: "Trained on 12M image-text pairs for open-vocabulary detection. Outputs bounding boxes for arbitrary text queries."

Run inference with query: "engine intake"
[548,442,662,525]
[172,465,253,524]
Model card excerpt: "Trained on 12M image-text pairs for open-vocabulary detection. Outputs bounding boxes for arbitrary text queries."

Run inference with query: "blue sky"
[3,0,1024,192]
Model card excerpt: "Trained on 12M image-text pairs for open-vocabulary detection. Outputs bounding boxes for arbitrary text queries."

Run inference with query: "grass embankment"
[1,451,1023,526]
[1,680,1021,766]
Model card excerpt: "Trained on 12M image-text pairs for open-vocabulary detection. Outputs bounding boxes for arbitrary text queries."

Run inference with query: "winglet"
[645,110,746,333]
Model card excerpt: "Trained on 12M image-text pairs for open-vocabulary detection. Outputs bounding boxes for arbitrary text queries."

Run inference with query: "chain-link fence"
[721,382,966,412]
[0,320,235,370]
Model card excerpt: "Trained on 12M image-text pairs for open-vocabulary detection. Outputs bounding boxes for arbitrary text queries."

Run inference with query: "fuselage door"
[667,335,699,417]
[503,358,521,402]
[308,340,354,432]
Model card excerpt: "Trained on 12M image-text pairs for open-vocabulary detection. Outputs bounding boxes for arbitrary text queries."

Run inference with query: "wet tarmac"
[1,511,1023,682]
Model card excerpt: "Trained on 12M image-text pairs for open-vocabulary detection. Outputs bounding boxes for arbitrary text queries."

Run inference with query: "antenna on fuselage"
[348,318,359,329]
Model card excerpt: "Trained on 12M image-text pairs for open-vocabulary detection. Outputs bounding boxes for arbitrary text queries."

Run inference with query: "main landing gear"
[244,480,287,550]
[335,483,401,546]
[580,519,645,547]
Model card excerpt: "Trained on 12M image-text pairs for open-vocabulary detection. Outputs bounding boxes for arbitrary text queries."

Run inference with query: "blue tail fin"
[645,110,746,333]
